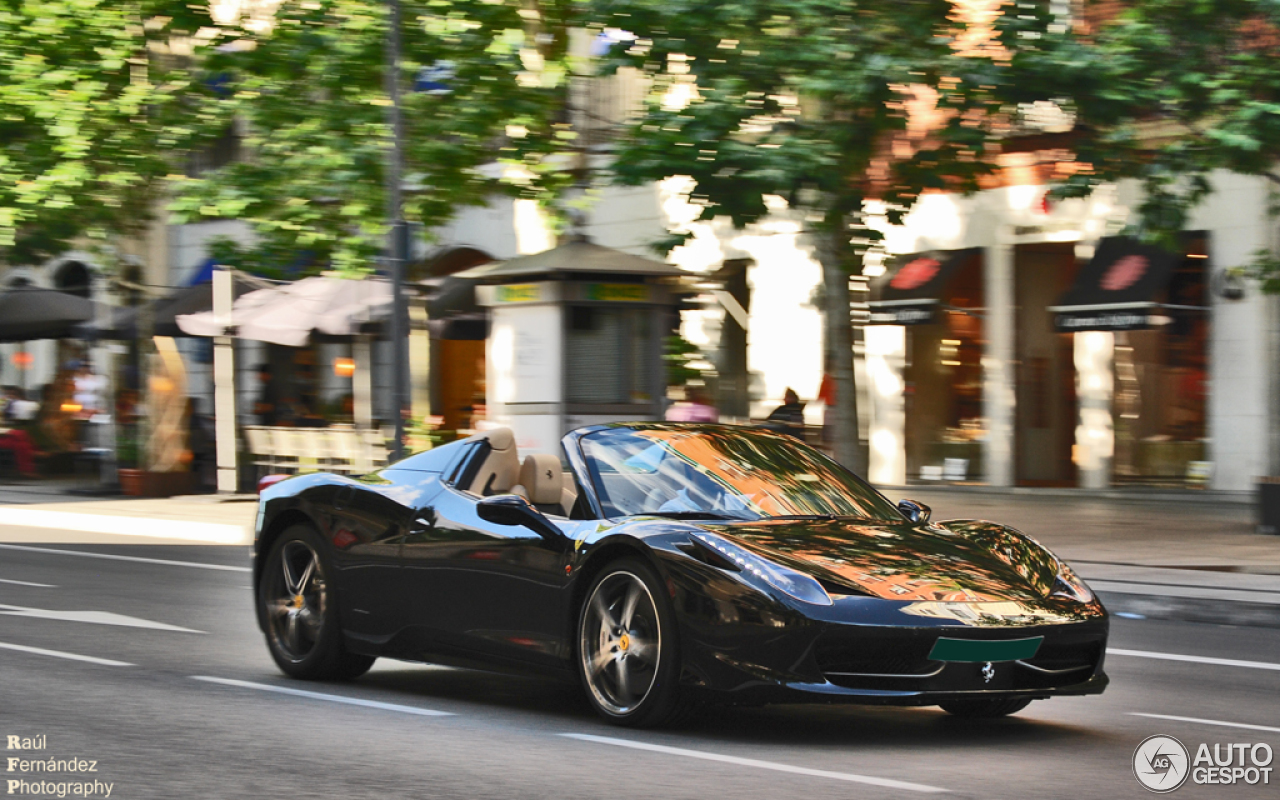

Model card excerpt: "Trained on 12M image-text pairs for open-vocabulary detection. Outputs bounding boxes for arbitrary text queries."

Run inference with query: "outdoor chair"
[295,428,327,472]
[326,428,360,474]
[243,426,276,475]
[363,428,390,469]
[269,428,301,473]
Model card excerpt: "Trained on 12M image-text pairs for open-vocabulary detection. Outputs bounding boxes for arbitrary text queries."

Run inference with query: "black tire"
[258,524,375,681]
[576,557,687,727]
[938,696,1033,718]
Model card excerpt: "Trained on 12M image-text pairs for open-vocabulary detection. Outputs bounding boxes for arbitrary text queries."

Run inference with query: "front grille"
[815,633,940,677]
[1023,637,1103,672]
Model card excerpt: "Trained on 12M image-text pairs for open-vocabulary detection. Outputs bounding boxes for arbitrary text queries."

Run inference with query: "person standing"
[763,388,806,439]
[818,364,836,453]
[665,386,719,422]
[72,361,106,418]
[252,363,282,426]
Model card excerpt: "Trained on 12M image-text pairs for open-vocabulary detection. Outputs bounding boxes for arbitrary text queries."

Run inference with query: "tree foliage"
[999,0,1280,249]
[0,0,211,266]
[594,0,1008,470]
[171,0,579,276]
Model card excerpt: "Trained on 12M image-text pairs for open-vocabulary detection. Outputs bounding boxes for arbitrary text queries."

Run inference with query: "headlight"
[691,532,833,606]
[1050,560,1094,603]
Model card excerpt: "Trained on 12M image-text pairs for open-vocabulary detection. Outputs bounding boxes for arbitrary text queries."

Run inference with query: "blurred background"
[1,0,1277,500]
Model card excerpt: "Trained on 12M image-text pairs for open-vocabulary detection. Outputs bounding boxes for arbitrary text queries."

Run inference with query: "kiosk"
[462,236,683,454]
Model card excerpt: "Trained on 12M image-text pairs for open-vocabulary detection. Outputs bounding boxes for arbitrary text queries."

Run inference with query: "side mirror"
[897,499,932,525]
[477,494,564,542]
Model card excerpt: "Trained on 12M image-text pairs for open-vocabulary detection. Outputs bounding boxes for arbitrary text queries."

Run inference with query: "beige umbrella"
[176,276,392,346]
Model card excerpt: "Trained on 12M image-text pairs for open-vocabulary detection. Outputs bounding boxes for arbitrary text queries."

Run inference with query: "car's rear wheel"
[259,525,375,680]
[577,558,684,727]
[939,697,1033,718]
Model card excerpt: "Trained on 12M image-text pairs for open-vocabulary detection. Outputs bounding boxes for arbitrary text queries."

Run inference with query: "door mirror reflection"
[897,499,932,525]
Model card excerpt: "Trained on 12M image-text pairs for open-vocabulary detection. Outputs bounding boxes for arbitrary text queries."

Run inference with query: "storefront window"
[1112,234,1209,486]
[903,252,985,483]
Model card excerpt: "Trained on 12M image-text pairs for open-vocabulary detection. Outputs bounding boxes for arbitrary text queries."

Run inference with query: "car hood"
[704,517,1061,603]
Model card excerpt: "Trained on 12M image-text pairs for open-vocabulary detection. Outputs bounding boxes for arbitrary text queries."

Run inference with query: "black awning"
[1050,237,1180,332]
[427,313,488,340]
[867,248,981,325]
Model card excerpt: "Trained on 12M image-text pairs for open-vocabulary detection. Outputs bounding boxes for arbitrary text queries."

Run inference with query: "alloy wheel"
[579,570,662,716]
[264,539,327,662]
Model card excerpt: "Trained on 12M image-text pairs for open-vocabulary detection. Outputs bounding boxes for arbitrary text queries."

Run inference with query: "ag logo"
[1134,735,1190,793]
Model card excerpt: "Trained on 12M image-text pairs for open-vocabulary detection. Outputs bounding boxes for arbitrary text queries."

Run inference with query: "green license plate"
[928,636,1043,663]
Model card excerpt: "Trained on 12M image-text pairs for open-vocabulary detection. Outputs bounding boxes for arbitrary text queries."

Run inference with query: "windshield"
[578,426,903,521]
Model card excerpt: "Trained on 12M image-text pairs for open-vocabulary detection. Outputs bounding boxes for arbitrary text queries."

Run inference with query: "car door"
[399,453,574,667]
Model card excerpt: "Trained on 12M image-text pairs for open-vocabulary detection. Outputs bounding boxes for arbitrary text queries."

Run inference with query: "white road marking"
[560,733,948,794]
[1130,713,1280,734]
[0,543,250,572]
[0,603,203,633]
[0,577,55,587]
[0,640,133,667]
[1109,648,1280,672]
[191,676,454,717]
[0,507,247,544]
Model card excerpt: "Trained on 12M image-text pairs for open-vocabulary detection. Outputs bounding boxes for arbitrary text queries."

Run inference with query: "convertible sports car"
[253,422,1108,727]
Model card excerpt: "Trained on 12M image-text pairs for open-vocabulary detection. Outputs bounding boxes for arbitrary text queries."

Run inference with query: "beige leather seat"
[511,453,568,517]
[468,427,520,496]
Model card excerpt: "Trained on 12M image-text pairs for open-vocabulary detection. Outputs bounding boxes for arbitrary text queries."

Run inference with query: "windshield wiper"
[765,514,843,521]
[643,511,760,521]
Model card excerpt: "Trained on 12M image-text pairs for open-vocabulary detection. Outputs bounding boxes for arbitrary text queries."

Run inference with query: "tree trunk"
[815,227,865,475]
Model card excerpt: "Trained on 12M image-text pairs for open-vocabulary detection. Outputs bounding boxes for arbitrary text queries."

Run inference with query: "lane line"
[0,577,55,587]
[560,733,948,794]
[0,640,133,667]
[0,603,204,633]
[0,543,250,572]
[1130,713,1280,734]
[1108,648,1280,672]
[0,507,247,544]
[190,676,454,717]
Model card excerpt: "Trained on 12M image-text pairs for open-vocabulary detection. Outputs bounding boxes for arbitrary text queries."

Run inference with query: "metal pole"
[213,266,238,493]
[94,276,118,489]
[386,0,408,462]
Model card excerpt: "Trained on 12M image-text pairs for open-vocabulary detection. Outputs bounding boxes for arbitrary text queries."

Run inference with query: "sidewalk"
[0,478,257,545]
[1,478,1278,627]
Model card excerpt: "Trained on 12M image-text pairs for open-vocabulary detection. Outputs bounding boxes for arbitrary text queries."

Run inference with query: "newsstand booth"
[463,236,684,455]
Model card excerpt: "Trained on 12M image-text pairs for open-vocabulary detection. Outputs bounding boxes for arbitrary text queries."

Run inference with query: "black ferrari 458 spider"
[253,422,1107,727]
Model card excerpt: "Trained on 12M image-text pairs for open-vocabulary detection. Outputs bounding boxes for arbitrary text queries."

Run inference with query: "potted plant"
[115,425,147,496]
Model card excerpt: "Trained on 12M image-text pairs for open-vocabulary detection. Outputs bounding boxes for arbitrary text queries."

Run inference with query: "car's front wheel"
[577,558,685,727]
[938,697,1033,718]
[259,524,375,680]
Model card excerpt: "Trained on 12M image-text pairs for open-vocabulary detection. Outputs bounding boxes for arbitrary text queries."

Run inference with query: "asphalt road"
[2,542,1279,799]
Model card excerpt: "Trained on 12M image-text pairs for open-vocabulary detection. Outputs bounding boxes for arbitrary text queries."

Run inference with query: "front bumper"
[676,592,1110,706]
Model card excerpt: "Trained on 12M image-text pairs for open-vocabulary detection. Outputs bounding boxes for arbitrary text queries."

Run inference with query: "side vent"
[675,539,740,572]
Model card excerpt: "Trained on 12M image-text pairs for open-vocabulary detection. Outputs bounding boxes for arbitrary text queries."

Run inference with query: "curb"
[1099,590,1280,630]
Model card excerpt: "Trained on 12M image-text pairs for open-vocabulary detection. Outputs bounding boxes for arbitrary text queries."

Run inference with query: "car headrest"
[483,426,514,451]
[518,453,563,505]
[470,426,519,495]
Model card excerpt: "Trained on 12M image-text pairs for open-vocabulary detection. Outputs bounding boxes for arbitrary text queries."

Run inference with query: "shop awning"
[1050,237,1185,332]
[867,248,981,325]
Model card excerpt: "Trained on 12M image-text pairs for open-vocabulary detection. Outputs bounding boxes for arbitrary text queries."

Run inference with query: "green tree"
[0,0,210,266]
[594,0,1006,472]
[171,0,579,276]
[999,1,1280,255]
